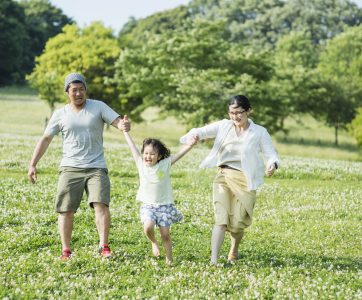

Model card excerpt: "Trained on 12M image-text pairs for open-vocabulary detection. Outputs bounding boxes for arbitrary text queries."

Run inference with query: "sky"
[50,0,362,34]
[50,0,191,33]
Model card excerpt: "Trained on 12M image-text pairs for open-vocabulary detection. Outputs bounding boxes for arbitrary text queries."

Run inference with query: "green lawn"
[274,115,360,161]
[0,89,361,299]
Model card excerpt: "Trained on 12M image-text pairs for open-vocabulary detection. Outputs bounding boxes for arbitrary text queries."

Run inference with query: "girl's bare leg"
[143,220,160,257]
[160,226,172,264]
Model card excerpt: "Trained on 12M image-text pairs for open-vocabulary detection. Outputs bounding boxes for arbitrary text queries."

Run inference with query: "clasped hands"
[118,115,131,132]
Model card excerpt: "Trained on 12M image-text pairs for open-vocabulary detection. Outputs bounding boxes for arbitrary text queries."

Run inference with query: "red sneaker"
[59,248,71,261]
[99,244,112,258]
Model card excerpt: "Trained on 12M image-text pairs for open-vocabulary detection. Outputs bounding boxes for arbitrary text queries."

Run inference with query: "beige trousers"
[213,168,256,233]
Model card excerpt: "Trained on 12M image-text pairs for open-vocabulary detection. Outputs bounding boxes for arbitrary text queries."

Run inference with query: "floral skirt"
[140,203,183,227]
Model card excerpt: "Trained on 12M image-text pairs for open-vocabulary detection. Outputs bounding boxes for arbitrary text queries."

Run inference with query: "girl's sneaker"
[99,244,112,258]
[60,248,72,261]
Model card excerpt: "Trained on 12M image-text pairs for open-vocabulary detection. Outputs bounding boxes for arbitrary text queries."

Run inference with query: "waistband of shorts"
[218,164,241,172]
[59,167,108,173]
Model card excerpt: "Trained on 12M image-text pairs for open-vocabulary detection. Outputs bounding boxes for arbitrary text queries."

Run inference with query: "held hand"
[28,166,37,183]
[265,164,276,177]
[188,135,199,147]
[119,115,131,132]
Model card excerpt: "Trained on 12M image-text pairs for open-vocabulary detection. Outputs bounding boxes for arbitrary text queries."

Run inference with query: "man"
[28,73,130,260]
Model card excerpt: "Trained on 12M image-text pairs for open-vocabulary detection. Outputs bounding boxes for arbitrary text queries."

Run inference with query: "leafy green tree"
[114,19,279,130]
[20,0,73,78]
[27,22,120,115]
[113,0,362,136]
[313,79,356,145]
[269,31,322,131]
[0,0,27,85]
[318,25,362,106]
[316,25,362,144]
[348,108,362,148]
[188,0,362,47]
[118,5,191,48]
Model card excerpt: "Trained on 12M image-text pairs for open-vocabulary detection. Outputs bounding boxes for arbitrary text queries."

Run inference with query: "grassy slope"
[0,89,361,299]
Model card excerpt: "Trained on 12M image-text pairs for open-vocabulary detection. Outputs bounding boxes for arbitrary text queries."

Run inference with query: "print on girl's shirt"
[157,170,165,180]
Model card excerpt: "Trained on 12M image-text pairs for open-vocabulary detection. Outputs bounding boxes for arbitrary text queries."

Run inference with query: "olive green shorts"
[213,168,256,233]
[55,167,110,213]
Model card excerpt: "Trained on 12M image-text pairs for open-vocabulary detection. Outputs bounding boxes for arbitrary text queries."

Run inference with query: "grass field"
[0,88,361,299]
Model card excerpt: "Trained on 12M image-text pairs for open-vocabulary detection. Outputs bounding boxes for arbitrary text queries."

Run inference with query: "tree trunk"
[45,104,55,129]
[335,125,338,146]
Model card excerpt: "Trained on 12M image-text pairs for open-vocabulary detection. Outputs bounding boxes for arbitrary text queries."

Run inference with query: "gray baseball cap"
[64,73,87,92]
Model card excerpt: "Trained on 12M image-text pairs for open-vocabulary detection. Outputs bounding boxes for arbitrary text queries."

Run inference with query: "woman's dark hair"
[141,138,171,161]
[228,95,251,111]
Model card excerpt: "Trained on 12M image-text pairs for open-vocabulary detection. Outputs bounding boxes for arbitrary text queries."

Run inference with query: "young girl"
[122,117,198,264]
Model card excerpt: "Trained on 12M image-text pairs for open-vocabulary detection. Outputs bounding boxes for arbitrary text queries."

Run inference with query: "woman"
[180,95,280,265]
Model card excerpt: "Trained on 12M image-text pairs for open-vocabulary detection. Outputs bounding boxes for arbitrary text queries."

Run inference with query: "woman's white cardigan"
[180,119,280,191]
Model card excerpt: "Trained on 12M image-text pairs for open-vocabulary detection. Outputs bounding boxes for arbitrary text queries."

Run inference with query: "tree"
[268,31,322,132]
[20,0,73,79]
[349,108,362,148]
[27,22,120,115]
[0,0,72,85]
[118,5,191,48]
[112,0,362,136]
[313,79,356,145]
[188,0,362,47]
[316,25,362,145]
[114,19,278,130]
[0,0,27,85]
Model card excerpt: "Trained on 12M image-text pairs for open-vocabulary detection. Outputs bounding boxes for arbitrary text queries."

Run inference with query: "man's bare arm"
[28,134,54,183]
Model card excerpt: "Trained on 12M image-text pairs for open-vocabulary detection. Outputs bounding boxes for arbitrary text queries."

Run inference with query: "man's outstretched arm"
[28,134,53,183]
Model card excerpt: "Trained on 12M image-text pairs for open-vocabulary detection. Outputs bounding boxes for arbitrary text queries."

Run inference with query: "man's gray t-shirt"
[45,99,119,168]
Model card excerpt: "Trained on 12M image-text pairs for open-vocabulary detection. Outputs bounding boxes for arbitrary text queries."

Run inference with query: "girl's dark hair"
[228,95,251,111]
[141,138,170,161]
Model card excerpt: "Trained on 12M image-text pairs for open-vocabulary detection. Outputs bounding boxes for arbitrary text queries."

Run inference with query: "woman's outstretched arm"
[171,135,198,165]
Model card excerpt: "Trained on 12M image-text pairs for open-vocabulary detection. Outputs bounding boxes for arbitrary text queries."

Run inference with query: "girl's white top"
[136,157,173,205]
[180,119,280,191]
